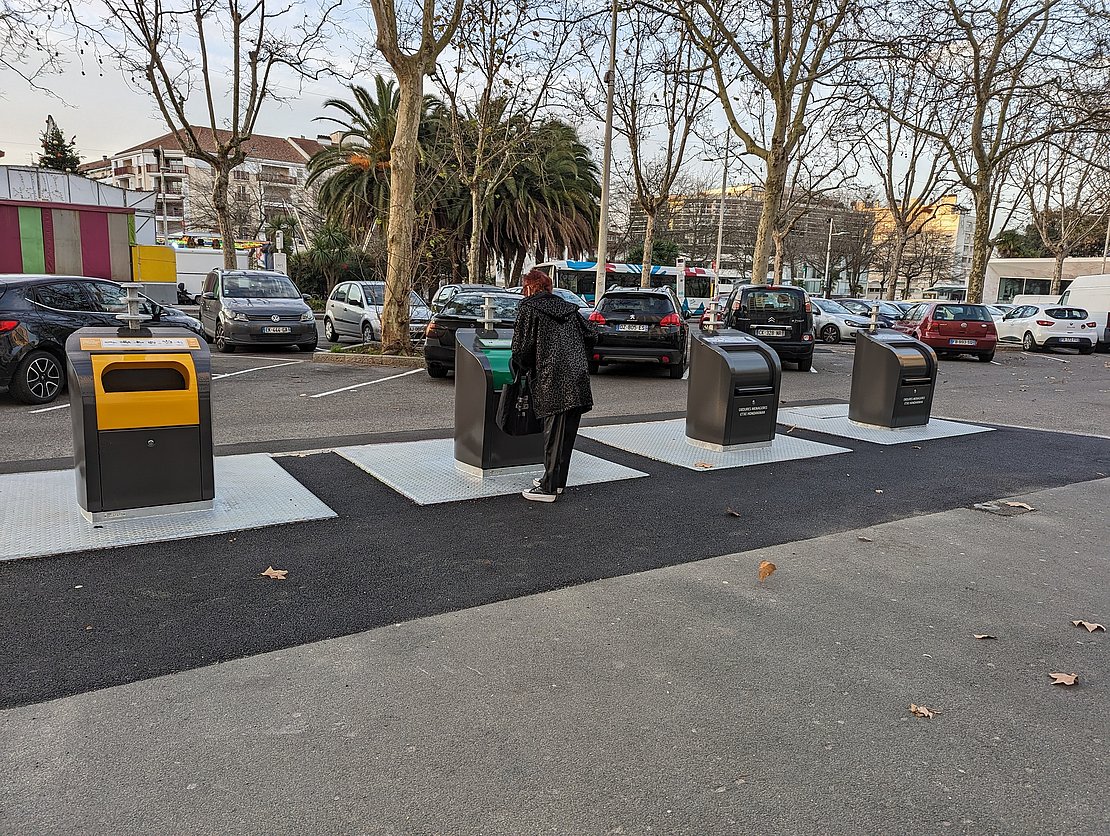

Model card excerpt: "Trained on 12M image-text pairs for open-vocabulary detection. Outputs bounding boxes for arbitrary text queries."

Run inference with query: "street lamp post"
[713,133,730,299]
[823,217,849,298]
[594,0,620,304]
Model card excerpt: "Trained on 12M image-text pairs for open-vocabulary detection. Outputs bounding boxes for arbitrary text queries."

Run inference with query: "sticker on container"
[80,337,201,351]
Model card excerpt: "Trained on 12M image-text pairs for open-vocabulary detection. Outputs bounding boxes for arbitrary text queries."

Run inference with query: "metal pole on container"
[594,0,619,305]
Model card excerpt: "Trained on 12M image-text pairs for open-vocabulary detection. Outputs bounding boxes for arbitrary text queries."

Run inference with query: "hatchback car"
[588,287,689,378]
[324,281,432,344]
[838,298,902,327]
[995,304,1098,354]
[429,283,502,312]
[198,269,317,353]
[723,284,815,371]
[1,274,205,404]
[423,291,522,378]
[809,298,874,343]
[892,302,997,361]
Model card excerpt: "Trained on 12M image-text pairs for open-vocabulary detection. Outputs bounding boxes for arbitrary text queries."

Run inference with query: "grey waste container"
[686,329,782,450]
[454,327,544,475]
[848,330,938,428]
[66,326,215,521]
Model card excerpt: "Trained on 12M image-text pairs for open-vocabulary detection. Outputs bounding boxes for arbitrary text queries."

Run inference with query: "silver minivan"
[199,269,317,353]
[323,281,432,343]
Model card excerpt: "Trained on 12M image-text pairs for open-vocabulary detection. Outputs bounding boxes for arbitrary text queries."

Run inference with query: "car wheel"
[1022,331,1038,352]
[299,338,319,353]
[214,322,235,353]
[323,318,339,343]
[669,362,685,379]
[978,352,995,363]
[820,324,840,344]
[588,361,600,375]
[10,350,65,405]
[361,322,375,343]
[426,363,449,379]
[796,357,813,372]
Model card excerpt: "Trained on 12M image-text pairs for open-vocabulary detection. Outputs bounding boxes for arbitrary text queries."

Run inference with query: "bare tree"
[92,1,339,270]
[1,1,69,92]
[669,0,861,285]
[367,0,463,353]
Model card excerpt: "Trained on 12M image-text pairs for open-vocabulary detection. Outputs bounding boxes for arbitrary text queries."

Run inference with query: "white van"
[1059,275,1110,351]
[1011,293,1061,306]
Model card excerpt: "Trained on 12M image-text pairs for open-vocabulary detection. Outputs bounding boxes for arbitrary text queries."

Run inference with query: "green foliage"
[628,238,681,266]
[994,227,1048,258]
[39,119,81,173]
[288,226,385,297]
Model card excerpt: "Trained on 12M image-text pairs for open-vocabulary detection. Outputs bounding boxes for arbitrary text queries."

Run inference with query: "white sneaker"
[522,487,557,503]
[532,478,564,494]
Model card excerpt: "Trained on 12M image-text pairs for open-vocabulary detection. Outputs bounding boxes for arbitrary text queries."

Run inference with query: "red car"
[893,302,998,362]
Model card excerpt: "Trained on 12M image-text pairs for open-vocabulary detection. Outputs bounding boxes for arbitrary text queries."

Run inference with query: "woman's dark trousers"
[541,409,582,493]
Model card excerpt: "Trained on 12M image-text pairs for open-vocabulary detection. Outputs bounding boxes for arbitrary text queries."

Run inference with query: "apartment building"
[78,128,328,241]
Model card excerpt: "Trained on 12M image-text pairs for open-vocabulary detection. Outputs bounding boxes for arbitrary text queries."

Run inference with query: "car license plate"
[755,328,786,337]
[262,326,292,334]
[618,324,649,332]
[948,338,976,346]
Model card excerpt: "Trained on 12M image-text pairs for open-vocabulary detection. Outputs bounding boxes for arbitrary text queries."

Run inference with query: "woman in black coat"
[511,269,595,502]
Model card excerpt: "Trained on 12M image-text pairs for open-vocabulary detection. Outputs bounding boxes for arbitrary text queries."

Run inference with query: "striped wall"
[0,202,136,279]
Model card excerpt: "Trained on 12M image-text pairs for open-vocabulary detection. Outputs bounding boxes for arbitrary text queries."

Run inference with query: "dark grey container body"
[848,330,938,428]
[453,327,544,473]
[685,329,782,449]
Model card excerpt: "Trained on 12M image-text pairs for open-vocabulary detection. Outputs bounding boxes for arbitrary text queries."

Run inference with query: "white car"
[810,298,873,343]
[996,304,1098,354]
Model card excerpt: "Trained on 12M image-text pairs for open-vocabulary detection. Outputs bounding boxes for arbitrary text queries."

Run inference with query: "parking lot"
[1,340,1108,468]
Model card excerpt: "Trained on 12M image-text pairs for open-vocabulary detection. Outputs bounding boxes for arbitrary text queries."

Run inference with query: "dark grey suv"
[198,269,317,353]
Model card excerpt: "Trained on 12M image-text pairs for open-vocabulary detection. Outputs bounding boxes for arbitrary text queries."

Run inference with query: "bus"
[534,261,717,314]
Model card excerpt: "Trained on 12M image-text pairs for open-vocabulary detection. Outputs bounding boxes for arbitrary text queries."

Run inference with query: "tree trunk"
[640,208,656,288]
[380,69,422,354]
[885,233,906,301]
[212,165,238,269]
[772,233,785,285]
[467,184,483,282]
[510,247,526,286]
[751,153,787,286]
[1051,250,1066,296]
[966,189,992,304]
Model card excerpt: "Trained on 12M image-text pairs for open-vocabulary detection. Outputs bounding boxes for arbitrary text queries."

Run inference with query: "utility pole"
[823,216,834,298]
[713,133,730,299]
[594,0,619,304]
[158,145,167,243]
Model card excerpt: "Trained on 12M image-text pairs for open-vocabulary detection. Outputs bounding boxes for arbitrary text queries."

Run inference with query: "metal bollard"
[704,298,723,333]
[116,283,151,331]
[480,293,496,331]
[869,301,880,333]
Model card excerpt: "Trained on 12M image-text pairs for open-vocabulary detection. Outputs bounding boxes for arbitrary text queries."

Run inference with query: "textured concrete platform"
[778,402,993,445]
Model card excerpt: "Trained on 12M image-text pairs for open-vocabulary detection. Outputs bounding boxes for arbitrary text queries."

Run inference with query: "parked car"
[838,298,903,327]
[809,298,874,343]
[506,285,593,318]
[697,292,734,329]
[1,274,205,404]
[324,281,432,344]
[892,301,997,361]
[722,284,815,371]
[423,291,522,378]
[429,283,502,312]
[995,304,1098,354]
[198,269,317,353]
[588,287,689,378]
[985,304,1010,324]
[1059,274,1110,351]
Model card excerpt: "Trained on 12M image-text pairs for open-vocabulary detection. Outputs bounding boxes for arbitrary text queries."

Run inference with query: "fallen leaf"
[725,507,742,517]
[1004,501,1034,510]
[973,634,997,640]
[1071,620,1105,633]
[694,461,714,469]
[260,566,288,580]
[857,536,874,543]
[786,424,796,433]
[875,489,884,494]
[911,445,922,449]
[909,703,938,718]
[1048,672,1078,686]
[758,560,776,582]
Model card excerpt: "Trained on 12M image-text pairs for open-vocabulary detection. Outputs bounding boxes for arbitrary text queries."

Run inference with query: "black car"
[588,287,689,378]
[839,298,902,327]
[429,282,503,313]
[1,274,205,404]
[423,291,522,378]
[723,284,815,371]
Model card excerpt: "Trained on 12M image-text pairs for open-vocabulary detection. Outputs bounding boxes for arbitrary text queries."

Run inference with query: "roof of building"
[77,159,111,173]
[116,128,326,164]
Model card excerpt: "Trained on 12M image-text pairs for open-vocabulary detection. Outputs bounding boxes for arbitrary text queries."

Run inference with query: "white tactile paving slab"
[777,403,993,445]
[0,454,336,562]
[579,419,850,471]
[336,439,647,505]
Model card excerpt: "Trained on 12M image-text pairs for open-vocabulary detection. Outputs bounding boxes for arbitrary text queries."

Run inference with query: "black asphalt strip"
[2,425,1108,709]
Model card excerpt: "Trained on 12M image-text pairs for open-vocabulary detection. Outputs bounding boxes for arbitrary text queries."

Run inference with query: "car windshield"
[744,290,802,312]
[986,306,1004,316]
[598,293,674,315]
[553,288,588,307]
[1044,307,1088,320]
[877,302,903,318]
[816,299,851,314]
[933,304,991,322]
[441,294,520,319]
[363,285,426,308]
[222,274,299,299]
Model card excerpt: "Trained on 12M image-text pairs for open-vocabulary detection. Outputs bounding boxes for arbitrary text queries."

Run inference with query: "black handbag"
[496,373,543,436]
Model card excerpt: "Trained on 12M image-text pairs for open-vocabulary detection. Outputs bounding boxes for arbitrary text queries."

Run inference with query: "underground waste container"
[848,330,938,428]
[66,327,214,521]
[454,327,544,475]
[685,328,782,450]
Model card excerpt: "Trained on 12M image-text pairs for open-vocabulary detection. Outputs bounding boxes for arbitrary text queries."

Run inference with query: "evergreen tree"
[38,116,81,173]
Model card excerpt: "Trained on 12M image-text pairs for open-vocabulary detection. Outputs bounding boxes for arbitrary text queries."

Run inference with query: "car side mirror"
[302,293,312,301]
[151,304,162,322]
[202,291,216,300]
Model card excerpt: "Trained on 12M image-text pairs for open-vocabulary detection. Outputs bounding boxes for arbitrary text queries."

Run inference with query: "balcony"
[113,165,135,176]
[259,171,298,185]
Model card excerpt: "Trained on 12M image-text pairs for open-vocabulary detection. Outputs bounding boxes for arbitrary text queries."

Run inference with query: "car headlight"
[300,310,315,322]
[845,319,868,327]
[228,310,249,322]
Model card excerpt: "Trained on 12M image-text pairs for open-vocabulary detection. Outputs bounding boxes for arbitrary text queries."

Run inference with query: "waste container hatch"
[101,364,188,392]
[848,330,938,429]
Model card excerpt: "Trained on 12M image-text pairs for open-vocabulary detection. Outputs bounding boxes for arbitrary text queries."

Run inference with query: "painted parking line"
[309,367,423,398]
[212,360,304,380]
[29,403,70,414]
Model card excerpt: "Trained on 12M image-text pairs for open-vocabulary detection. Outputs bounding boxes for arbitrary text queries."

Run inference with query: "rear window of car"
[598,293,676,315]
[742,289,803,312]
[932,304,990,322]
[1044,307,1088,320]
[442,294,520,318]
